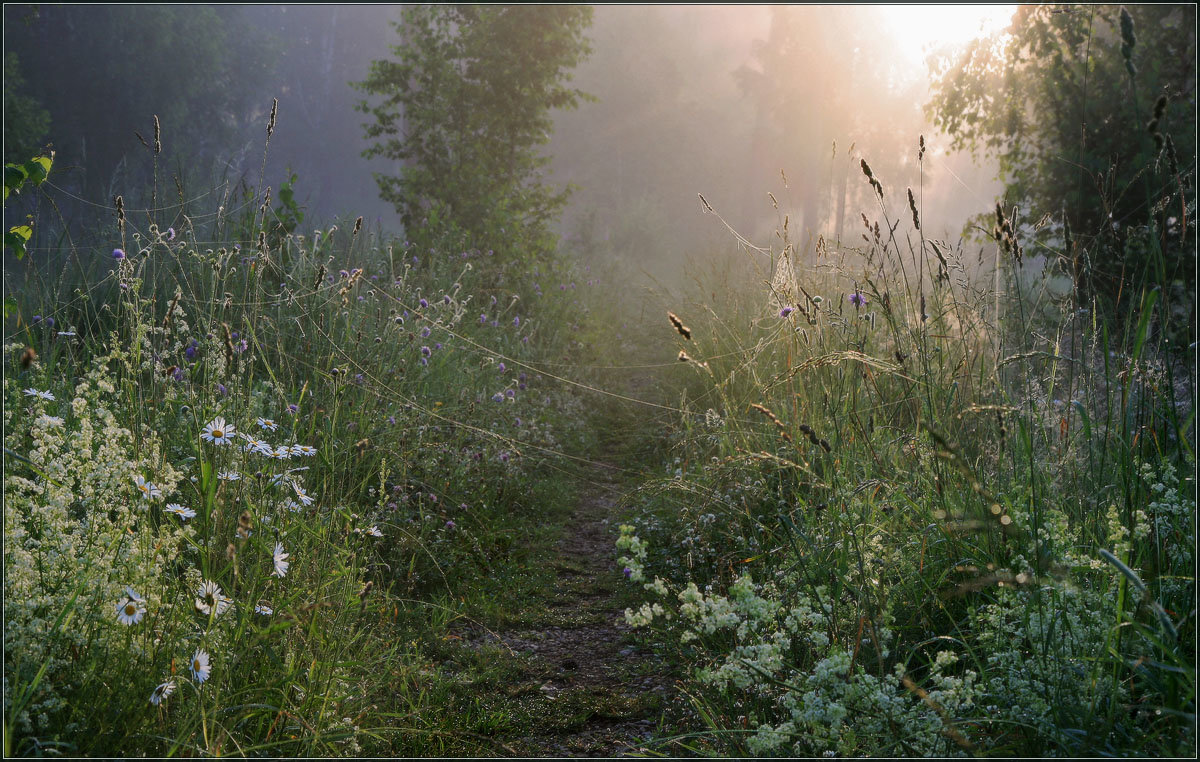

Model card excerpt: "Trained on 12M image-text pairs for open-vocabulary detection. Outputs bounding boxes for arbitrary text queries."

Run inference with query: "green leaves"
[356,6,592,258]
[3,153,52,259]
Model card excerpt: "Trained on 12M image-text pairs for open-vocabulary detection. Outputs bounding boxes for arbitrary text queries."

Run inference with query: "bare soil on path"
[456,466,679,757]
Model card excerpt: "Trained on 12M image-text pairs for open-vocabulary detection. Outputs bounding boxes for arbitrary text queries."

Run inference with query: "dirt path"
[458,466,677,757]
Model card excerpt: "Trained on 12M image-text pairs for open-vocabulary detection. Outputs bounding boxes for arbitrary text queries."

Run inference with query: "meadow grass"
[612,165,1195,756]
[2,154,606,756]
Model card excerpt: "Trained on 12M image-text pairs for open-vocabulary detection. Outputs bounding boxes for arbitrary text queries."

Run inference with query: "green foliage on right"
[927,5,1196,313]
[357,5,593,259]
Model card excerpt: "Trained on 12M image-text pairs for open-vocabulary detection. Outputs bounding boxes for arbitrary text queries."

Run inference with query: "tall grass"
[3,127,597,755]
[615,143,1195,756]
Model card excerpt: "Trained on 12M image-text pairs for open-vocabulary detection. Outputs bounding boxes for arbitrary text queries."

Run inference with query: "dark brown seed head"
[20,346,36,369]
[153,115,161,155]
[667,312,691,340]
[267,98,278,139]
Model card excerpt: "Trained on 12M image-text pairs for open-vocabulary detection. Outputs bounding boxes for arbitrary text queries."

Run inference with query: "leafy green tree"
[2,52,50,166]
[356,5,593,257]
[3,5,275,203]
[927,4,1196,310]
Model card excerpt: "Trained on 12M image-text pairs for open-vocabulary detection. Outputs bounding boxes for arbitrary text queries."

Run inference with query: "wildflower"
[195,580,231,617]
[116,591,147,626]
[445,520,455,530]
[23,388,55,401]
[271,446,292,460]
[256,417,278,432]
[149,680,175,705]
[513,316,520,327]
[498,362,506,372]
[420,326,432,338]
[201,416,235,445]
[272,542,289,578]
[848,291,867,308]
[419,298,429,309]
[112,248,126,260]
[166,503,196,520]
[255,604,273,616]
[443,294,451,304]
[365,525,383,537]
[190,649,211,684]
[287,404,299,414]
[293,486,314,506]
[134,476,163,501]
[779,306,794,318]
[291,444,317,457]
[421,346,432,358]
[218,470,241,482]
[166,227,176,241]
[623,567,633,579]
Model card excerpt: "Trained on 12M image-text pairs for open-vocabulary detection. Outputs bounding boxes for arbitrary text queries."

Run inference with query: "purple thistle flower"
[112,248,126,260]
[779,306,794,318]
[217,383,228,397]
[848,291,867,308]
[387,416,396,424]
[32,315,42,324]
[443,295,451,304]
[623,567,632,579]
[505,389,515,399]
[287,403,299,414]
[171,367,185,382]
[480,313,487,324]
[419,298,428,309]
[421,346,432,357]
[513,316,520,327]
[435,342,443,350]
[421,327,432,338]
[445,520,456,530]
[497,362,506,373]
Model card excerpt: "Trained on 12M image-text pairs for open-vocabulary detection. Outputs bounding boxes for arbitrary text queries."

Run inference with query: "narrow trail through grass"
[457,462,676,756]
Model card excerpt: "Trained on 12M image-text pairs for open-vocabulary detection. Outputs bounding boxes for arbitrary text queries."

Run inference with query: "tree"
[3,5,275,204]
[356,5,593,257]
[927,4,1196,311]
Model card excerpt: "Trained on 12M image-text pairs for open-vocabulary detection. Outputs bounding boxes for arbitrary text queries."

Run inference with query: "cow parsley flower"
[201,417,235,445]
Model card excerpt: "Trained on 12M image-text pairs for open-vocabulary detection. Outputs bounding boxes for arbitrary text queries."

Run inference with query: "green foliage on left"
[3,153,52,260]
[2,52,50,166]
[356,5,594,259]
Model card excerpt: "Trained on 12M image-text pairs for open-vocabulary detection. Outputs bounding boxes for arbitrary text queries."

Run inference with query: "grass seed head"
[667,311,691,340]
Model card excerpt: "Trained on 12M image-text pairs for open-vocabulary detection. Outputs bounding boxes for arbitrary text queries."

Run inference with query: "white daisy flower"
[149,679,175,705]
[281,498,302,513]
[271,446,292,460]
[218,470,241,482]
[189,649,211,684]
[124,586,145,602]
[256,417,278,432]
[366,526,383,538]
[195,580,232,617]
[134,476,163,501]
[291,444,317,457]
[165,503,196,520]
[272,542,290,578]
[116,594,146,626]
[201,416,235,445]
[23,388,55,401]
[293,486,314,506]
[254,604,273,616]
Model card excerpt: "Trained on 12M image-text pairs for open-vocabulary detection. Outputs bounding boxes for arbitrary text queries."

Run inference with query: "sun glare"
[878,4,1017,65]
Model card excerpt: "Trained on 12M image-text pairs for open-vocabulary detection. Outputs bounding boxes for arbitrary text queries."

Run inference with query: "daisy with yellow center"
[116,587,146,626]
[149,679,175,705]
[201,416,235,445]
[190,649,211,684]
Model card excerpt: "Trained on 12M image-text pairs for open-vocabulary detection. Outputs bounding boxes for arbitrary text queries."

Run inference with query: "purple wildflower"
[848,291,867,308]
[166,227,176,241]
[445,520,456,530]
[419,298,428,309]
[421,346,432,357]
[287,404,299,414]
[497,362,506,373]
[112,248,126,260]
[623,567,632,579]
[779,306,794,318]
[513,316,520,327]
